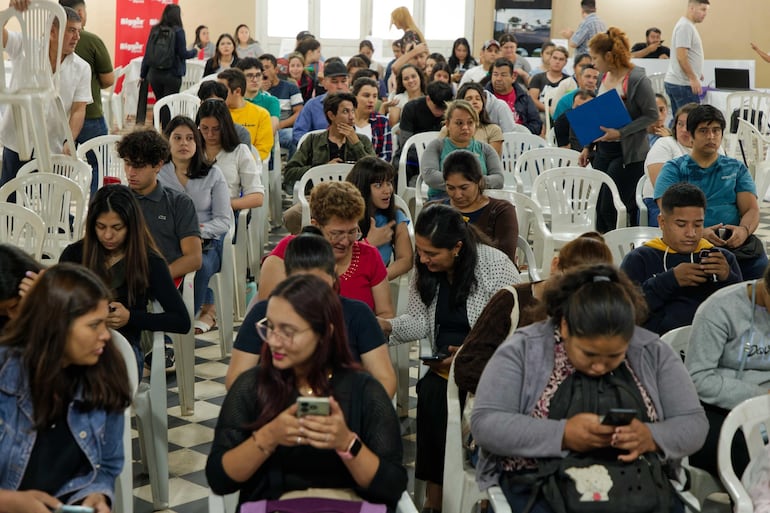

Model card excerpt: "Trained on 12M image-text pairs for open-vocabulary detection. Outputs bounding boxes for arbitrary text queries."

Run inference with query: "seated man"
[631,27,671,59]
[488,58,541,135]
[217,68,274,161]
[621,183,742,335]
[553,88,596,151]
[197,80,252,147]
[655,104,768,280]
[283,92,375,233]
[291,59,350,148]
[234,57,280,133]
[260,52,304,155]
[552,62,599,121]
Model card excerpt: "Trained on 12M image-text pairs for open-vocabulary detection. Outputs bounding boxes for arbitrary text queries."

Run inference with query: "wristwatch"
[336,434,362,460]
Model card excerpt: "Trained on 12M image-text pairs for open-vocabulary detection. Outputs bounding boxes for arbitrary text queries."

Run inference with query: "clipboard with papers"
[565,89,632,147]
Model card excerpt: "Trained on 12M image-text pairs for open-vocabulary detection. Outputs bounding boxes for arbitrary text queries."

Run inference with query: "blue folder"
[565,89,632,147]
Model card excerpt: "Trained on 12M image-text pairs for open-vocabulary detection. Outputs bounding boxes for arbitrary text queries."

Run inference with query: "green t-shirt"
[246,90,280,119]
[74,30,113,119]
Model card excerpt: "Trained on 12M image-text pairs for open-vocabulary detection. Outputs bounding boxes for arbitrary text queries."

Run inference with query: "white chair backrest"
[516,235,542,282]
[396,131,440,197]
[602,226,662,265]
[0,203,46,260]
[296,129,327,155]
[735,118,769,176]
[725,91,770,156]
[500,132,547,191]
[18,154,92,203]
[297,163,354,226]
[392,193,415,245]
[0,1,65,92]
[506,124,531,135]
[718,394,770,513]
[514,147,581,195]
[648,72,666,98]
[152,93,200,129]
[635,174,650,227]
[661,324,691,361]
[182,60,206,91]
[755,159,770,203]
[532,166,627,239]
[0,173,84,260]
[76,135,126,188]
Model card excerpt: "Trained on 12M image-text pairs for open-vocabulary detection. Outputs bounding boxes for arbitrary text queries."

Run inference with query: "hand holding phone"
[699,249,719,282]
[419,351,449,363]
[600,408,637,426]
[56,507,96,513]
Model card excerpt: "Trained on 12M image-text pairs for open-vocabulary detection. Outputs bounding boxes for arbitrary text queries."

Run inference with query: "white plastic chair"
[755,159,770,204]
[208,491,419,513]
[110,329,138,513]
[663,325,692,361]
[268,142,283,228]
[182,59,206,91]
[735,118,770,177]
[0,173,84,260]
[17,154,93,205]
[513,147,581,195]
[210,225,237,357]
[725,91,770,157]
[648,72,667,100]
[532,167,627,248]
[174,273,197,416]
[0,1,72,173]
[295,128,327,159]
[543,92,557,146]
[718,394,770,513]
[500,132,547,191]
[0,203,46,260]
[295,163,354,226]
[506,124,531,135]
[102,65,125,132]
[396,131,440,217]
[516,235,542,282]
[602,226,662,265]
[486,189,554,278]
[152,92,200,129]
[636,174,651,227]
[76,135,125,189]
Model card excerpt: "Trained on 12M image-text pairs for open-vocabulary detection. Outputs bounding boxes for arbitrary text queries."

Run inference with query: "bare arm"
[68,101,87,141]
[528,87,545,112]
[168,236,203,279]
[231,192,263,210]
[225,348,259,390]
[647,162,664,187]
[98,71,115,89]
[676,47,702,94]
[279,104,302,129]
[736,191,760,235]
[751,42,770,63]
[386,221,413,281]
[359,345,397,398]
[256,255,286,300]
[371,277,395,319]
[391,42,428,76]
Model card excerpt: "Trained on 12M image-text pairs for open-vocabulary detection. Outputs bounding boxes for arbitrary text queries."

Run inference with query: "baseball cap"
[296,30,314,40]
[323,60,348,78]
[482,39,501,50]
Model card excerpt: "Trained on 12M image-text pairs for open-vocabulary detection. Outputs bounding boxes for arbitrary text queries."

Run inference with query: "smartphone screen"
[600,408,637,426]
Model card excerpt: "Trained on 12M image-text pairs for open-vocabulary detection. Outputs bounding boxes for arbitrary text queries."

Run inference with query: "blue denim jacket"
[0,347,124,504]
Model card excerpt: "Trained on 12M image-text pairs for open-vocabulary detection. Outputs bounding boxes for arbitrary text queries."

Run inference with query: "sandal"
[194,312,217,334]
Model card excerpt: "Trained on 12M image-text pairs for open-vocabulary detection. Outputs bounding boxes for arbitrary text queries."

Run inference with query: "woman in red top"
[258,181,394,318]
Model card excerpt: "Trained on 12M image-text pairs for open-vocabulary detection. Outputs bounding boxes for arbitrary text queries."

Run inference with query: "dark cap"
[296,30,314,40]
[482,39,500,50]
[323,60,348,78]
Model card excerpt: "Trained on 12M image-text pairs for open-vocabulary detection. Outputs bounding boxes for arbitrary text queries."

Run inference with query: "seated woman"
[440,150,518,263]
[60,185,190,374]
[257,182,394,319]
[685,263,770,477]
[421,100,504,201]
[196,98,264,212]
[346,157,413,281]
[379,204,519,512]
[206,274,406,508]
[642,102,698,226]
[381,64,426,127]
[472,264,708,513]
[0,264,132,511]
[227,228,396,396]
[160,115,232,334]
[449,83,504,155]
[203,33,240,77]
[0,244,41,332]
[353,77,393,162]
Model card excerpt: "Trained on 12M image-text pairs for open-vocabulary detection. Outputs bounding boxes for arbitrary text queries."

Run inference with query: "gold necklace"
[298,370,334,396]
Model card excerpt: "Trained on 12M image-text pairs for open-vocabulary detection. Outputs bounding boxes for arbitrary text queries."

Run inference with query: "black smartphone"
[600,408,637,426]
[419,352,449,363]
[699,249,718,282]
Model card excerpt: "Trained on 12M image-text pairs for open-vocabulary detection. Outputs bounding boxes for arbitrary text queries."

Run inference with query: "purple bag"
[241,497,387,513]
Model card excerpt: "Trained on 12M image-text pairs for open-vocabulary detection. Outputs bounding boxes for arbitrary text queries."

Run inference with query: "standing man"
[0,3,91,187]
[664,0,710,115]
[561,0,606,56]
[291,60,350,147]
[631,27,671,59]
[259,53,304,156]
[489,58,541,135]
[59,0,114,194]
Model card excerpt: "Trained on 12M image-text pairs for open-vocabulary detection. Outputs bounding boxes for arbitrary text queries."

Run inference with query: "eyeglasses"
[324,227,362,243]
[256,317,313,345]
[695,127,722,137]
[244,73,262,80]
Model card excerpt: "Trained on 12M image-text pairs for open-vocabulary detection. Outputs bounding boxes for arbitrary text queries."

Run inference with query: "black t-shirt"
[400,97,443,136]
[434,275,471,353]
[631,42,671,59]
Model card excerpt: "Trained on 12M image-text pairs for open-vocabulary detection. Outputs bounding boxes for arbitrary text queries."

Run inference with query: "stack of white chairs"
[0,203,46,259]
[500,132,547,191]
[17,155,92,204]
[76,134,126,188]
[152,92,200,129]
[102,65,126,132]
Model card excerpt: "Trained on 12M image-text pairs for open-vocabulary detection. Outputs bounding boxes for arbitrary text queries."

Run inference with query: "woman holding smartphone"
[0,264,132,513]
[207,274,406,508]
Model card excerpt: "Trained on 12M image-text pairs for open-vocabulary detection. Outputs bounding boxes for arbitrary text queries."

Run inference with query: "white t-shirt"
[0,31,92,153]
[212,143,264,199]
[458,65,488,87]
[355,122,373,142]
[643,137,690,197]
[665,16,704,86]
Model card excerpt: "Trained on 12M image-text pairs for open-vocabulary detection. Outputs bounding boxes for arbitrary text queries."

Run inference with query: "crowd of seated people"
[7,1,770,511]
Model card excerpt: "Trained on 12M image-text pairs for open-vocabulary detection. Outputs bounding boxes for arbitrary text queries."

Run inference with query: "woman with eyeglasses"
[378,203,519,512]
[258,181,394,319]
[207,274,406,508]
[227,228,395,397]
[196,99,264,212]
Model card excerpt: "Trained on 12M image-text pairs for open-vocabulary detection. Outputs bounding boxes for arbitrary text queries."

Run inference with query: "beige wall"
[473,0,770,88]
[87,0,770,87]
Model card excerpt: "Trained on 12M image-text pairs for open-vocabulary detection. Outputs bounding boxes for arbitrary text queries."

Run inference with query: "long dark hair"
[252,274,356,428]
[539,264,647,340]
[0,244,41,302]
[457,82,493,126]
[193,25,208,48]
[163,115,214,178]
[414,204,480,307]
[396,64,426,96]
[0,264,132,429]
[158,4,183,28]
[284,229,336,279]
[196,99,241,153]
[234,23,256,45]
[211,33,236,70]
[346,157,397,236]
[82,185,162,306]
[448,37,477,71]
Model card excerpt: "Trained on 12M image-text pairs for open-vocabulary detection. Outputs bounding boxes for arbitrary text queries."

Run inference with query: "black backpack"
[145,26,175,70]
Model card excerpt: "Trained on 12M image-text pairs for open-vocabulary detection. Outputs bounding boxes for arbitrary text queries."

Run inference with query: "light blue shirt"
[374,209,409,265]
[292,93,328,146]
